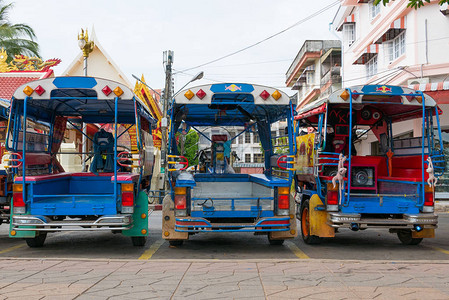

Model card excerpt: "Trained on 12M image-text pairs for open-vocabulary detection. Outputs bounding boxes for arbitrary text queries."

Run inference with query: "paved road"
[1,212,448,261]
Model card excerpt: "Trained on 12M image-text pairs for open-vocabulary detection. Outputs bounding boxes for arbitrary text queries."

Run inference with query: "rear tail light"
[174,187,187,216]
[13,184,25,214]
[121,183,134,213]
[423,185,434,213]
[277,187,290,216]
[326,183,339,211]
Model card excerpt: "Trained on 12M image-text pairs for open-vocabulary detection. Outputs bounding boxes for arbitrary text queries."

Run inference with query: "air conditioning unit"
[407,77,429,86]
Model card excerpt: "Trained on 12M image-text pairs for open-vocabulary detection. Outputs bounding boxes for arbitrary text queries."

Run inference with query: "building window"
[230,131,236,144]
[245,153,251,163]
[306,71,314,87]
[385,32,406,62]
[369,1,380,19]
[253,133,260,144]
[245,132,251,143]
[343,23,355,47]
[254,153,263,163]
[366,56,378,78]
[238,134,243,144]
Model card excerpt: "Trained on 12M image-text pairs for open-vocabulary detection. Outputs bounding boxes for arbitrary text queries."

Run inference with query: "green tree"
[0,1,40,61]
[375,0,449,9]
[176,129,199,166]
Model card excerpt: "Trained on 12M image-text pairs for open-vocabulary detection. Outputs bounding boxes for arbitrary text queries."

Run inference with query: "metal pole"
[160,50,174,188]
[82,57,88,171]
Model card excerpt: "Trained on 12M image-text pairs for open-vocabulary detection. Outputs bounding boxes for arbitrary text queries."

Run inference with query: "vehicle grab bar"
[167,155,188,171]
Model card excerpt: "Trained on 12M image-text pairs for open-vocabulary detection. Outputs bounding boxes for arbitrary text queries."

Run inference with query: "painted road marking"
[431,246,449,255]
[0,244,25,255]
[285,241,310,259]
[138,239,165,260]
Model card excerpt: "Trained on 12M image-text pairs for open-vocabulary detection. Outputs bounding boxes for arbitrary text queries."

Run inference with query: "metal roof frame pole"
[347,88,353,207]
[22,96,29,204]
[160,50,174,190]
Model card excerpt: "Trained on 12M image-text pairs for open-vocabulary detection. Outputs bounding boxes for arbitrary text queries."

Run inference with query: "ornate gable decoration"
[0,48,61,73]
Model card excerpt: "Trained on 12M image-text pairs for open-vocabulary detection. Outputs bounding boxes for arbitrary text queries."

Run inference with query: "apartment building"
[285,40,342,110]
[333,0,449,196]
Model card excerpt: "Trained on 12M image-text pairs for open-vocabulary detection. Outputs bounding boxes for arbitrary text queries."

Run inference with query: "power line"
[177,0,340,73]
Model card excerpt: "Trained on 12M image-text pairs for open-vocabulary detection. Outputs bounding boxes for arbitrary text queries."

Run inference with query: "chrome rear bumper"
[11,214,133,231]
[328,212,438,229]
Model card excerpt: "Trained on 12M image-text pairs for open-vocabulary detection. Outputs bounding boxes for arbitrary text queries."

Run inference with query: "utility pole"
[160,50,174,187]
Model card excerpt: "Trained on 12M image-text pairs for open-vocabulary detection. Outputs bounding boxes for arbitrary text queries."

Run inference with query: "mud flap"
[269,195,298,240]
[123,191,149,237]
[412,228,435,238]
[309,194,335,238]
[162,194,188,241]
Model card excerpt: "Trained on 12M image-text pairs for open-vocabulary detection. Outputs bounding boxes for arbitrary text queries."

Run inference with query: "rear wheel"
[169,240,183,247]
[268,237,284,245]
[397,230,423,245]
[300,199,322,245]
[25,233,47,248]
[131,236,147,246]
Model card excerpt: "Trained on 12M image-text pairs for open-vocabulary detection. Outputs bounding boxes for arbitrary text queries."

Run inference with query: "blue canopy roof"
[172,83,292,126]
[11,77,156,124]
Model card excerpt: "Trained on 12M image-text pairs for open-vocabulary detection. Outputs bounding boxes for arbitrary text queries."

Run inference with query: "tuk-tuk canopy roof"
[172,83,291,126]
[296,85,439,123]
[11,76,155,124]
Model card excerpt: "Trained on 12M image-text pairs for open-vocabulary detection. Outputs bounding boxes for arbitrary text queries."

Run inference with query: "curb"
[435,201,449,212]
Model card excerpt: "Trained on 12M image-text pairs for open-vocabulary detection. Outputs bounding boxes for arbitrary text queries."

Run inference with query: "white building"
[333,0,449,195]
[286,40,342,110]
[198,123,286,173]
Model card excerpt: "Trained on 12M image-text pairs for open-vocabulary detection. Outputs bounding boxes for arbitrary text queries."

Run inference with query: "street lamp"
[173,71,204,97]
[77,28,94,76]
[78,28,94,171]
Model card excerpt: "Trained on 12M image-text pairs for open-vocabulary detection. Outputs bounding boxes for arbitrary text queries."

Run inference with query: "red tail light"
[277,187,290,215]
[13,192,25,207]
[327,190,338,205]
[122,192,134,207]
[278,195,289,209]
[424,192,434,206]
[175,195,187,210]
[13,184,26,214]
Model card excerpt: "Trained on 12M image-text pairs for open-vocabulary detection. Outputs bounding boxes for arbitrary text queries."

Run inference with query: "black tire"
[131,236,147,247]
[300,199,323,245]
[268,237,284,245]
[169,240,183,247]
[25,233,47,248]
[397,230,423,245]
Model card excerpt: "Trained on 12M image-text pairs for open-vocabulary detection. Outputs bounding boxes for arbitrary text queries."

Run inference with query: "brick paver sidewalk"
[0,259,448,299]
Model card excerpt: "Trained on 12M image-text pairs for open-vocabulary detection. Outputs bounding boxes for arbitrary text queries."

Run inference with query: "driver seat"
[90,129,114,174]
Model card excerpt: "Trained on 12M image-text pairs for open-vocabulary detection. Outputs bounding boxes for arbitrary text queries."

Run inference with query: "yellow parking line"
[138,239,165,260]
[431,246,449,255]
[285,241,310,259]
[0,244,25,255]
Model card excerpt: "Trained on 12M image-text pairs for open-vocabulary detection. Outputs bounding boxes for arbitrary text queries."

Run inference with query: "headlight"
[351,167,374,187]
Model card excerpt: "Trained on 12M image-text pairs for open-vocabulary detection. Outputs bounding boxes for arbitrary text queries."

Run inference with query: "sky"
[9,0,340,95]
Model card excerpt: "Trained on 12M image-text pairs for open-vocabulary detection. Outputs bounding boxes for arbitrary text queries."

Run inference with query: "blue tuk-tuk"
[162,83,297,246]
[8,76,155,247]
[294,85,445,245]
